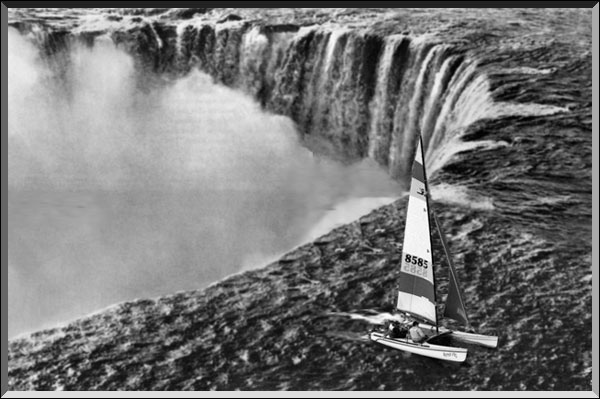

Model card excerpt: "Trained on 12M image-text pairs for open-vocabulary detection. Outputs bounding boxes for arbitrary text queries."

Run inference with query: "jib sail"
[433,212,471,327]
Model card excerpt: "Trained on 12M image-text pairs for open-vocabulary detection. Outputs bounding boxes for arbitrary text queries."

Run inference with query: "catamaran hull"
[448,330,499,348]
[369,332,468,363]
[418,324,499,348]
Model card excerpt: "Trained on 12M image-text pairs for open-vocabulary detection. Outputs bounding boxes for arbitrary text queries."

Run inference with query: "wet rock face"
[7,8,592,391]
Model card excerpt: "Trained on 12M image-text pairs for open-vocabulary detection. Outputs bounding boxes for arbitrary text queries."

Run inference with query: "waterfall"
[420,53,461,142]
[147,21,163,49]
[238,26,269,97]
[315,29,348,136]
[426,61,481,156]
[10,18,566,184]
[367,34,409,164]
[387,39,436,179]
[213,20,247,86]
[256,29,296,108]
[175,20,200,72]
[296,29,331,132]
[175,21,187,56]
[322,29,348,77]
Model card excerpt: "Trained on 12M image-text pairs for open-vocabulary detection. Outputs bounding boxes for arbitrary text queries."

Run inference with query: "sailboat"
[369,135,498,363]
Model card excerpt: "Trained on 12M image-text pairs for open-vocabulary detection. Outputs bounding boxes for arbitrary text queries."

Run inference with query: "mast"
[419,135,439,335]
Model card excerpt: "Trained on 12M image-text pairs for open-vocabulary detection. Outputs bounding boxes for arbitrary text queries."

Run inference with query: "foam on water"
[328,311,409,326]
[498,66,555,75]
[430,183,495,211]
[428,136,510,178]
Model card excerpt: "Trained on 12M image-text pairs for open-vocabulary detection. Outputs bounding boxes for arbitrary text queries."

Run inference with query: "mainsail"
[397,137,437,325]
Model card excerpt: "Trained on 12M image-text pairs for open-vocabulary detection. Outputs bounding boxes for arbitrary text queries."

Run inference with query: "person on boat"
[409,321,428,343]
[385,321,407,339]
[384,321,395,338]
[396,323,408,338]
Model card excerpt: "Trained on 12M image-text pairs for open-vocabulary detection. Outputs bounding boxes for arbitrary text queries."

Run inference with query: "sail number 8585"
[403,254,429,277]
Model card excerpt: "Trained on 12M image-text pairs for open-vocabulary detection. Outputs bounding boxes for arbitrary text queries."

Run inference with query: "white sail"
[397,137,437,325]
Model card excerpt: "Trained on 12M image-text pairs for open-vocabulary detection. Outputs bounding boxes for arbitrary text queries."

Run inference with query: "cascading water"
[367,34,409,164]
[31,18,490,178]
[388,39,441,179]
[144,20,563,182]
[238,26,270,97]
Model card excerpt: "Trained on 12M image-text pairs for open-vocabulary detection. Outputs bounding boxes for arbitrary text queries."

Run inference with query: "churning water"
[8,28,402,338]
